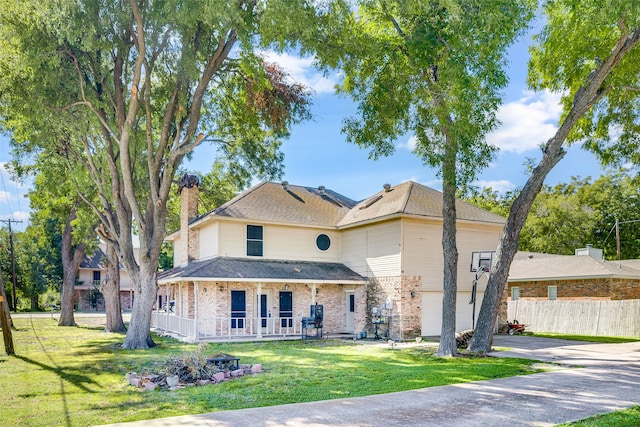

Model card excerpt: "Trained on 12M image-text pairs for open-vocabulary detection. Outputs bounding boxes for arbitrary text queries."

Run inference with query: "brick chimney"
[178,174,200,266]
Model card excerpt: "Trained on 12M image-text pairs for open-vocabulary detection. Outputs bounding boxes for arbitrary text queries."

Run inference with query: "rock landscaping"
[126,346,263,391]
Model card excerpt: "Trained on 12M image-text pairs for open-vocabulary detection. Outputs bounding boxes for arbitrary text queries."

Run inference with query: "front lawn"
[561,405,640,426]
[1,317,538,427]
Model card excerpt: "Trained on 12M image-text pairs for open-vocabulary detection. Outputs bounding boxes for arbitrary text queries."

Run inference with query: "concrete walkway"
[99,336,640,427]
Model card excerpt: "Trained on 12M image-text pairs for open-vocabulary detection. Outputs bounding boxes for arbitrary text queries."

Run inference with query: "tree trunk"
[0,269,15,355]
[469,27,640,353]
[58,205,86,327]
[101,242,126,333]
[122,263,157,349]
[30,295,39,311]
[436,135,459,357]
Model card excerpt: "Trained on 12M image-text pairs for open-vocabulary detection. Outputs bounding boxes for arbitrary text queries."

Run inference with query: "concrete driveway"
[99,336,640,427]
[491,335,640,367]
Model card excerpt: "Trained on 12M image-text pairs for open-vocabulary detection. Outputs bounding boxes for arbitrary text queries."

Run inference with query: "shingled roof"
[80,248,106,269]
[158,256,367,284]
[191,182,357,228]
[337,181,506,227]
[189,180,505,229]
[509,252,640,282]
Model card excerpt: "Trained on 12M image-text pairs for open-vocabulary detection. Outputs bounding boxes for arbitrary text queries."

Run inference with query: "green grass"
[1,317,539,427]
[560,405,640,426]
[531,332,640,343]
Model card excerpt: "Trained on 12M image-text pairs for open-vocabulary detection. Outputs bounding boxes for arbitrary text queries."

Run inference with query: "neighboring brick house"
[76,245,135,311]
[501,247,640,336]
[155,179,505,341]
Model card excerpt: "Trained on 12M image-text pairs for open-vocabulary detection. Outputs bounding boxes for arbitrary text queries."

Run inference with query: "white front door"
[346,292,355,333]
[257,291,272,334]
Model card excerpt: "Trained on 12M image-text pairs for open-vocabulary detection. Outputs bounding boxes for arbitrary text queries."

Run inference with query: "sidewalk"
[99,336,640,427]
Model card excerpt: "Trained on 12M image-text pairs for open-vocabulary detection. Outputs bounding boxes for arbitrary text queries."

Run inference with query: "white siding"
[401,219,443,291]
[217,221,246,257]
[198,222,220,259]
[402,218,502,291]
[265,225,341,262]
[214,221,340,261]
[77,269,98,287]
[456,224,502,292]
[172,234,184,266]
[341,220,402,277]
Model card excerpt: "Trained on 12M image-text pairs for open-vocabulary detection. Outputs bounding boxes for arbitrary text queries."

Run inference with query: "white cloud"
[488,90,563,153]
[397,90,562,155]
[397,135,418,151]
[473,179,516,193]
[11,211,29,222]
[259,51,338,94]
[0,161,31,228]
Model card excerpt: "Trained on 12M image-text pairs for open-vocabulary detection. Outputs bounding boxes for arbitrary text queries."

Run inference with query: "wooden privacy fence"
[507,299,640,337]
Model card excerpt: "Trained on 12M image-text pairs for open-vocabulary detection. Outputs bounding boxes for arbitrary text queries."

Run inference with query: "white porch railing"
[151,311,196,339]
[150,312,305,340]
[199,316,301,339]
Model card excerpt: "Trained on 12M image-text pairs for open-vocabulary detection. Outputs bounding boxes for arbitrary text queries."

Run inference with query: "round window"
[316,234,331,251]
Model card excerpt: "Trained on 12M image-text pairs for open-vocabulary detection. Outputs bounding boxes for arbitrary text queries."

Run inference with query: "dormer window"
[247,225,263,256]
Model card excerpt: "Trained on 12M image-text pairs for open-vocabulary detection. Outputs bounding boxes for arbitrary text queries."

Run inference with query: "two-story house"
[154,180,505,341]
[76,244,135,311]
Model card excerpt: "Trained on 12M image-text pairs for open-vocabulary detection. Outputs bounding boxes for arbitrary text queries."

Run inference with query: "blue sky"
[0,26,606,232]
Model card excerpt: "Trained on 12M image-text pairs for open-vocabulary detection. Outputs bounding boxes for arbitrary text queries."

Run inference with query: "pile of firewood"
[455,329,474,349]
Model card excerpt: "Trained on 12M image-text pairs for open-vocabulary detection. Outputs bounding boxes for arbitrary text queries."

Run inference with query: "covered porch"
[154,257,367,341]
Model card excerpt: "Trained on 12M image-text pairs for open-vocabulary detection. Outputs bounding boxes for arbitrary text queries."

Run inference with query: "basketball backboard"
[470,250,496,272]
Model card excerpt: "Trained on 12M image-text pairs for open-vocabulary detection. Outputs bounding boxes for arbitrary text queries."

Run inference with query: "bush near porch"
[1,317,538,427]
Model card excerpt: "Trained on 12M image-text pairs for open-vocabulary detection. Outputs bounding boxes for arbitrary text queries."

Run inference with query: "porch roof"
[157,256,367,285]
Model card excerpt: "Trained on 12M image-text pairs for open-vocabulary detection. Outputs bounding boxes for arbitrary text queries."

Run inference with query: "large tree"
[313,0,534,356]
[470,0,640,352]
[0,0,316,348]
[24,156,97,324]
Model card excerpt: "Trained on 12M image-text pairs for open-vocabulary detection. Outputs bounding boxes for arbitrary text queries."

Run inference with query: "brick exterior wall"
[366,276,421,340]
[179,184,199,265]
[167,281,367,338]
[76,290,134,312]
[499,277,640,329]
[400,276,422,338]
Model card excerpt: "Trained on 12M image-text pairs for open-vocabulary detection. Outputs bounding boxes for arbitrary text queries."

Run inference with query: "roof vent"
[383,183,392,192]
[318,185,326,195]
[281,181,289,191]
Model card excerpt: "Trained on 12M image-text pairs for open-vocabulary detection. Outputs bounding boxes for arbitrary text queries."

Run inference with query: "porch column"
[194,282,199,339]
[257,283,262,339]
[311,284,317,305]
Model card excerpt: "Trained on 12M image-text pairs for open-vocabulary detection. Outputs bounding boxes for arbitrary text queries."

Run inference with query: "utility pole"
[0,268,15,355]
[0,219,21,311]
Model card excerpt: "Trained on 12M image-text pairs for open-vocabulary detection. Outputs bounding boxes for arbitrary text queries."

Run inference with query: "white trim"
[158,277,366,285]
[338,212,506,230]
